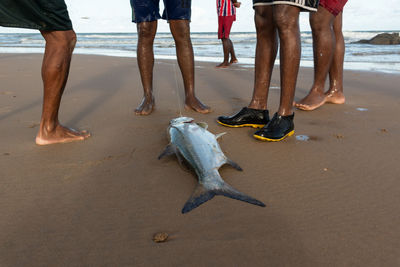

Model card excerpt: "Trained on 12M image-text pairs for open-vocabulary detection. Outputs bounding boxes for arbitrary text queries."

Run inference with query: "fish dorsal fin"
[225,158,243,171]
[215,132,226,139]
[196,122,208,129]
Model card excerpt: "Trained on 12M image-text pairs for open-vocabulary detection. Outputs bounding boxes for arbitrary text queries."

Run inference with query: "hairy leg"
[216,38,231,68]
[325,12,345,104]
[248,6,277,110]
[135,21,157,115]
[169,19,211,113]
[295,6,335,111]
[36,30,90,145]
[274,5,300,116]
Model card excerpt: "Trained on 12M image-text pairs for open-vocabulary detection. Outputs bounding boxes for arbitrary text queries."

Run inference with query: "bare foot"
[230,58,238,64]
[185,97,212,114]
[325,90,346,104]
[216,62,230,68]
[36,124,90,145]
[294,89,326,111]
[135,96,155,115]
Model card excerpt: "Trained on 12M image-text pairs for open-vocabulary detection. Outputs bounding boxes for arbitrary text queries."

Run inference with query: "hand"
[234,2,241,8]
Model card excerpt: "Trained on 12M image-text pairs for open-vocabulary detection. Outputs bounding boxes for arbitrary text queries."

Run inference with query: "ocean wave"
[78,34,135,39]
[1,32,400,73]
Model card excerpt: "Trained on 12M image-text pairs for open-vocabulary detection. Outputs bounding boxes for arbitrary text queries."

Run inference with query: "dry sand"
[1,53,400,266]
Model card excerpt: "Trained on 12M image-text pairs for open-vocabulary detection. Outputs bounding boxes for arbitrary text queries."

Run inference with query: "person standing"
[216,0,241,68]
[130,0,211,115]
[217,0,318,141]
[0,0,91,145]
[295,0,347,111]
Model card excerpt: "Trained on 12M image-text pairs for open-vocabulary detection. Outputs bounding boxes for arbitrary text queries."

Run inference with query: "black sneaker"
[253,113,294,141]
[217,107,269,128]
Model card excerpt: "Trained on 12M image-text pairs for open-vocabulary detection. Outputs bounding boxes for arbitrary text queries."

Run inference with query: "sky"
[1,0,399,33]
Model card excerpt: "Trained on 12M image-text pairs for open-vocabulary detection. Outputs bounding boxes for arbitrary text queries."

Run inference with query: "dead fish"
[159,117,265,214]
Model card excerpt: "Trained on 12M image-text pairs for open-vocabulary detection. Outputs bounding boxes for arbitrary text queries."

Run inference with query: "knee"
[273,11,298,33]
[170,20,190,43]
[67,31,77,49]
[138,23,156,41]
[310,16,330,33]
[57,30,77,51]
[254,7,273,32]
[255,16,270,33]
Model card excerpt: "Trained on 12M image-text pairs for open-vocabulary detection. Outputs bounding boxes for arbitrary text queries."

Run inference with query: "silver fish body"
[159,117,265,213]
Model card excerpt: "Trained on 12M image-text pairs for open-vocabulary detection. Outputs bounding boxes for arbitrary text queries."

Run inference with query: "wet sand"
[1,53,400,266]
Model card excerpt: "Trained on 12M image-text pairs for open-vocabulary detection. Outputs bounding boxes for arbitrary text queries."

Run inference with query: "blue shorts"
[130,0,191,23]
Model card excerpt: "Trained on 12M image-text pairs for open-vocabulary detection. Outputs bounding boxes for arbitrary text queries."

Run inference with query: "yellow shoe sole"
[217,120,265,129]
[253,130,295,142]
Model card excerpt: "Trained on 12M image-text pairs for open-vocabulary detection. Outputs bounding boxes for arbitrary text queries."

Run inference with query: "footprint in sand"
[334,134,344,139]
[0,91,13,95]
[0,106,12,115]
[28,122,40,128]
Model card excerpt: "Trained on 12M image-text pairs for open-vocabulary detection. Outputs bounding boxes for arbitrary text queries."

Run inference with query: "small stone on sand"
[153,232,169,243]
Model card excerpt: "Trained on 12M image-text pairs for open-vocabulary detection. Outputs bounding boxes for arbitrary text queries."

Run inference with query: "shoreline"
[1,49,400,75]
[1,53,400,266]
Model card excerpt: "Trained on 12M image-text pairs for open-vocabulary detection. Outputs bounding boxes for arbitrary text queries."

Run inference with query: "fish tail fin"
[181,181,265,214]
[182,185,216,214]
[216,182,266,207]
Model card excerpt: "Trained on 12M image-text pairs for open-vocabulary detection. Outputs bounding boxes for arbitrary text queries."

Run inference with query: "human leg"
[253,4,300,141]
[217,6,275,128]
[228,38,238,64]
[135,21,157,115]
[216,38,231,68]
[295,6,335,111]
[249,5,277,110]
[325,12,345,104]
[274,4,301,116]
[36,30,90,145]
[217,16,236,67]
[169,19,211,113]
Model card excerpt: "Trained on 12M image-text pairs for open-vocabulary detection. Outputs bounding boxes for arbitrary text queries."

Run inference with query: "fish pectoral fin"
[215,132,226,139]
[226,158,243,171]
[159,144,191,172]
[196,122,208,129]
[182,184,216,214]
[175,149,188,170]
[158,144,177,160]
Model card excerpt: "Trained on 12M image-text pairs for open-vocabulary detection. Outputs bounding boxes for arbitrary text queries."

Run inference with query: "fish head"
[170,117,194,126]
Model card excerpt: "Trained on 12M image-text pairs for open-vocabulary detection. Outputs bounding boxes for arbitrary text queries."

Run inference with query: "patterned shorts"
[253,0,319,12]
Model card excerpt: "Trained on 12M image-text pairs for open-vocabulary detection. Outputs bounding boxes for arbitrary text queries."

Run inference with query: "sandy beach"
[1,53,400,266]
